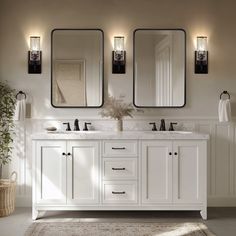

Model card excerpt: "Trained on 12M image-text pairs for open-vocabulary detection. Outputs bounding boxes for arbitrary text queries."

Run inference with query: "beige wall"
[1,0,236,118]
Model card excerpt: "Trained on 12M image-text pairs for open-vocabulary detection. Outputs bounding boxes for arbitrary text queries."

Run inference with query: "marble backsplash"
[32,118,197,133]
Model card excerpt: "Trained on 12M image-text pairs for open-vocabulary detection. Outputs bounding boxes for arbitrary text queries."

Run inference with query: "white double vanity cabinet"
[32,131,209,220]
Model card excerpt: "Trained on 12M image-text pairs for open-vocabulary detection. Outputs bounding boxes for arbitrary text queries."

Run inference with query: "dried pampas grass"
[100,96,134,120]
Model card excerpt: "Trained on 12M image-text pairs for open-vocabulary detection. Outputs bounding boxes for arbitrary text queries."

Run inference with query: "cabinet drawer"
[103,158,137,180]
[103,141,138,157]
[103,181,137,204]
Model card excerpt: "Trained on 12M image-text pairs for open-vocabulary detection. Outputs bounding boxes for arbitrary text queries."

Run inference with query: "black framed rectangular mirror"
[133,29,186,108]
[51,29,104,108]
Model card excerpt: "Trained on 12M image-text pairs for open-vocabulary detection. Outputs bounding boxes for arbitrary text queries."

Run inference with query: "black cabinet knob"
[169,152,172,155]
[67,153,71,156]
[174,152,178,155]
[62,152,66,156]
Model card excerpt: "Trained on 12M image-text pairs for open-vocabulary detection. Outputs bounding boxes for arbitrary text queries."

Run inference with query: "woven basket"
[0,172,17,217]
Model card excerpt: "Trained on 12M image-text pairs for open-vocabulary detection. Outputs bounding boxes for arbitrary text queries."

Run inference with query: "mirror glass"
[51,29,104,107]
[134,29,186,107]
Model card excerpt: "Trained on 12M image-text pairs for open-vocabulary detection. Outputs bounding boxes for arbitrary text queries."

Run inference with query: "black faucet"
[83,122,92,131]
[74,119,80,131]
[169,122,178,131]
[159,119,166,131]
[63,122,71,131]
[149,122,157,131]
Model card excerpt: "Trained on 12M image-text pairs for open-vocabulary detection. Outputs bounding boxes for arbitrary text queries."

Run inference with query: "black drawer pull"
[112,147,126,150]
[174,152,178,155]
[67,152,71,156]
[169,152,172,155]
[62,152,66,156]
[112,191,126,194]
[112,168,126,170]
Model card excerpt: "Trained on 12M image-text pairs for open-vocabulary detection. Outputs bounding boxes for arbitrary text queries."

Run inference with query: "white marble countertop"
[31,131,209,140]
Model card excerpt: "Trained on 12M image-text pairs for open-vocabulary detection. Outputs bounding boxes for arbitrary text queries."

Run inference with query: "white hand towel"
[14,99,26,121]
[218,99,231,122]
[14,100,20,121]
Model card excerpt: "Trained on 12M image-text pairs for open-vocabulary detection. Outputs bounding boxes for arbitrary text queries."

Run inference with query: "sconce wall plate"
[195,36,208,74]
[195,51,208,74]
[28,36,42,74]
[112,51,126,74]
[28,51,42,74]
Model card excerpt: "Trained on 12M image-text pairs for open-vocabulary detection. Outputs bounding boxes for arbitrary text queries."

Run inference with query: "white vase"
[115,119,123,132]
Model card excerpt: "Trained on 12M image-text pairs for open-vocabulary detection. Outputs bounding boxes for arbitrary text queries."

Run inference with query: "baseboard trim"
[208,197,236,207]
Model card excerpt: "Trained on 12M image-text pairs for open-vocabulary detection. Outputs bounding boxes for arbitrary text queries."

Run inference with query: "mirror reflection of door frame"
[155,35,173,106]
[133,28,186,108]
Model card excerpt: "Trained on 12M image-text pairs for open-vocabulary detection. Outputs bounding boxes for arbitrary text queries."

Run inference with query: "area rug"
[25,222,215,236]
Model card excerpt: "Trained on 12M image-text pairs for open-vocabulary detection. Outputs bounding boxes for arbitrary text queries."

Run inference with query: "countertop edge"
[31,132,210,140]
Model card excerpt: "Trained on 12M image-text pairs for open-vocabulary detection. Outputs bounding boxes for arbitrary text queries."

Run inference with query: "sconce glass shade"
[114,36,124,51]
[197,36,207,51]
[30,36,40,51]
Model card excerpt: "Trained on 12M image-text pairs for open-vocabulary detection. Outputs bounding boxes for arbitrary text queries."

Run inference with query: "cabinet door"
[67,141,99,204]
[142,141,172,204]
[35,141,67,204]
[173,141,206,204]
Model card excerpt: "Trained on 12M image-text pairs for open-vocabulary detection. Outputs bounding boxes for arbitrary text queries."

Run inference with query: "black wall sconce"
[195,36,208,74]
[112,36,126,74]
[28,36,41,74]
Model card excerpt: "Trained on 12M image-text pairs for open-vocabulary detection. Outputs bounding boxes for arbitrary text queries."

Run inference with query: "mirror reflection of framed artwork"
[53,59,86,106]
[133,29,186,108]
[51,29,104,108]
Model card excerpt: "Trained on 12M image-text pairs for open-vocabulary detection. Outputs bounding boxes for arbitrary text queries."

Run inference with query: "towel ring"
[220,91,230,99]
[16,91,26,99]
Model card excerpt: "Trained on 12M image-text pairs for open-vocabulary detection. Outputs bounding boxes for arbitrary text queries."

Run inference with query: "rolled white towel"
[14,99,26,121]
[218,99,231,122]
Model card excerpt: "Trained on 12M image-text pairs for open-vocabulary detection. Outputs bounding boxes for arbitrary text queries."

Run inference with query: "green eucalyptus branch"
[0,81,16,178]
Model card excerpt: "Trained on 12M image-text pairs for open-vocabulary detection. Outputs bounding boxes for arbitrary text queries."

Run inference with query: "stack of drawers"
[102,140,138,204]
